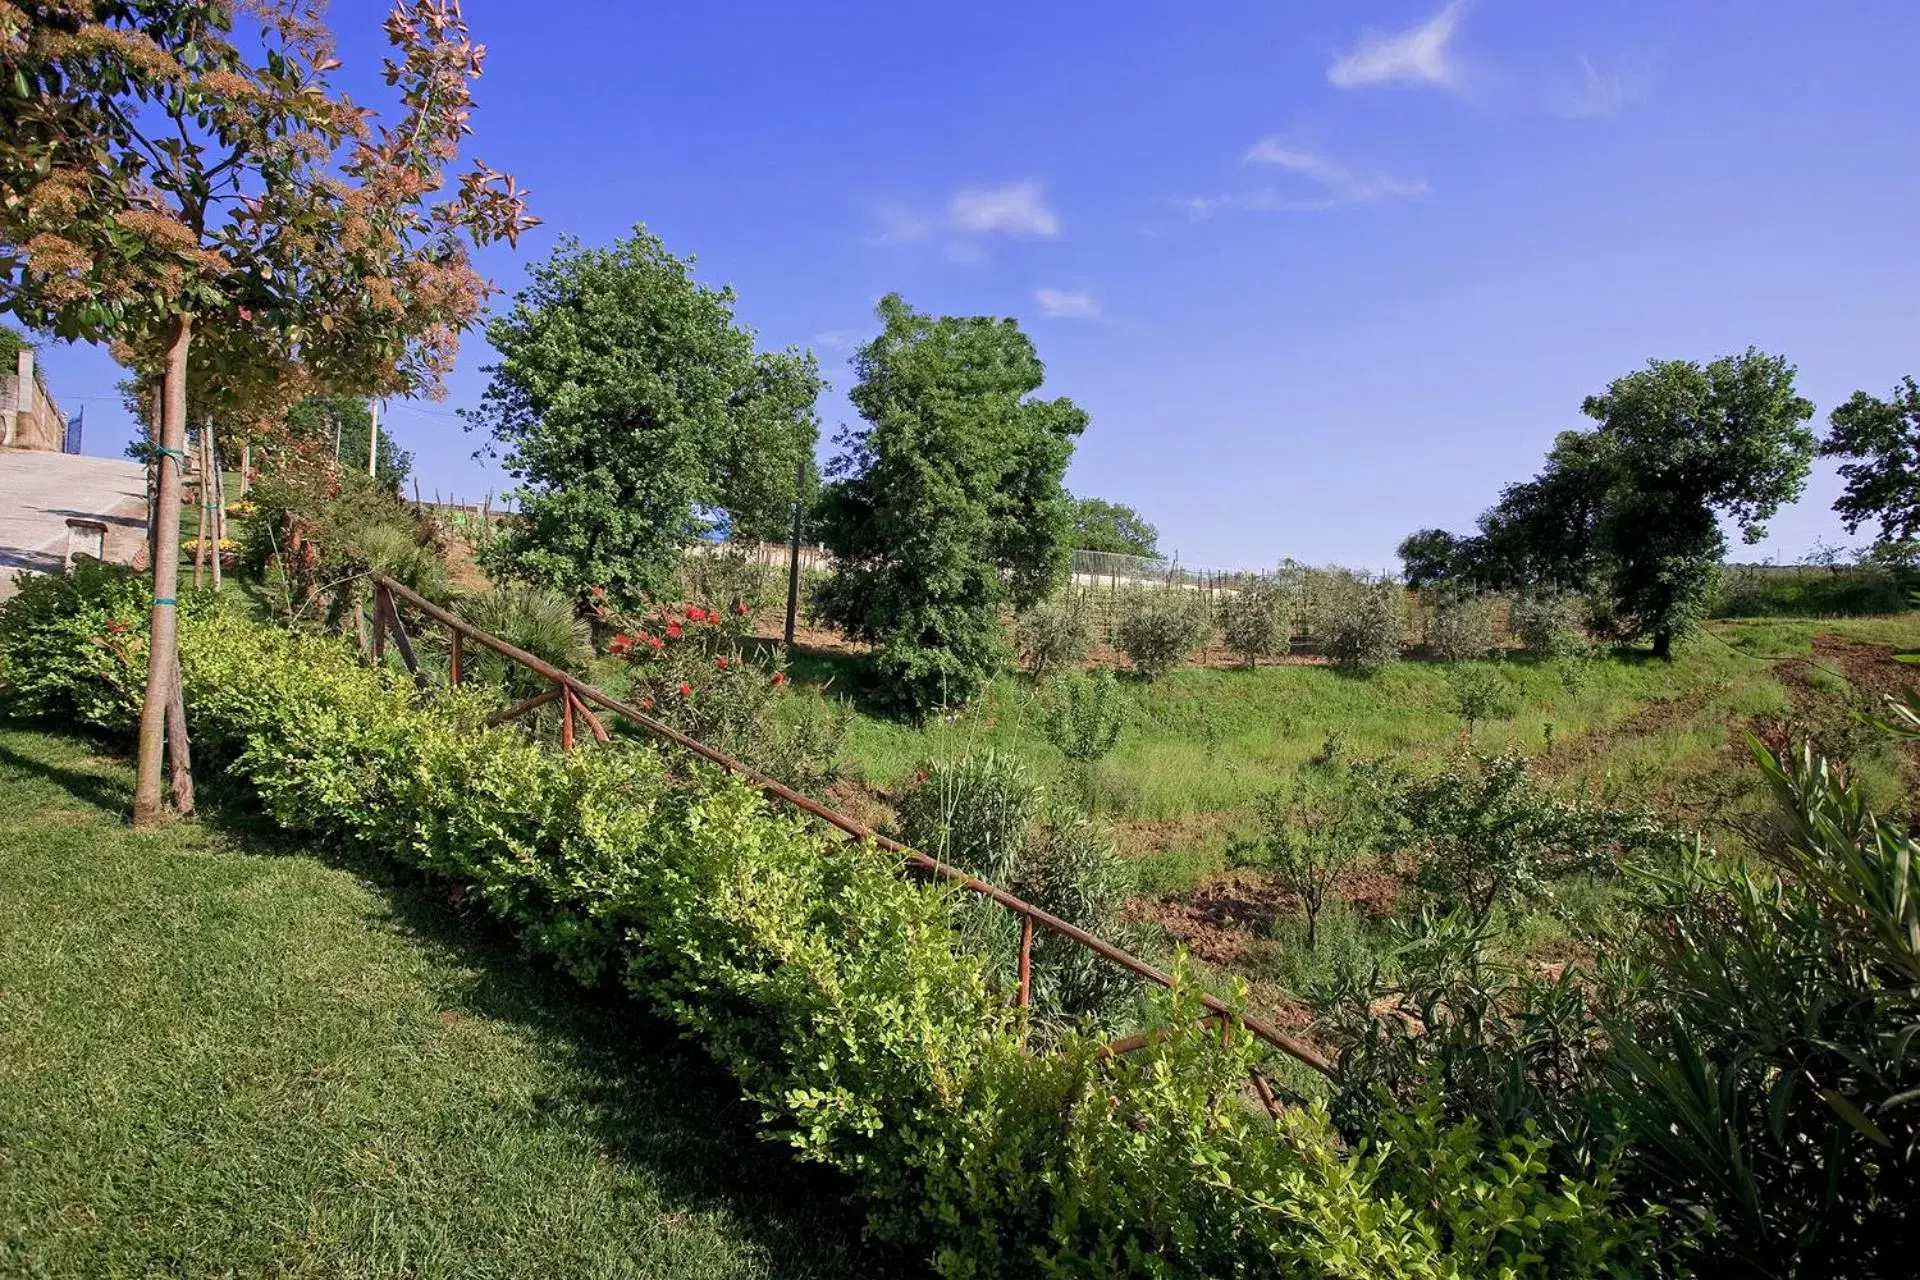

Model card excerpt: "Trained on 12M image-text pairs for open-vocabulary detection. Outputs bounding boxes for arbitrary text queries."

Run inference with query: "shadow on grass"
[6,722,919,1279]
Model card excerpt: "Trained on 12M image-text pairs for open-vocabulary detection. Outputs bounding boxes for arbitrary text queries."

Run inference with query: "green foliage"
[1446,662,1516,732]
[1007,809,1136,1026]
[678,545,776,624]
[1254,752,1392,950]
[1821,375,1920,544]
[1404,753,1666,927]
[1509,590,1588,655]
[455,583,591,699]
[472,227,821,604]
[1112,588,1206,681]
[1045,668,1127,765]
[1216,577,1291,668]
[0,584,1668,1278]
[0,325,30,363]
[813,294,1087,717]
[1398,528,1473,590]
[1014,599,1092,682]
[1069,495,1158,557]
[284,396,413,490]
[1713,562,1910,618]
[895,750,1040,883]
[1312,572,1405,672]
[1427,593,1497,662]
[1403,350,1818,657]
[0,561,165,730]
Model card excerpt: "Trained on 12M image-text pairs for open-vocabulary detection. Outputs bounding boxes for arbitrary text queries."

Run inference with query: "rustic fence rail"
[365,573,1335,1094]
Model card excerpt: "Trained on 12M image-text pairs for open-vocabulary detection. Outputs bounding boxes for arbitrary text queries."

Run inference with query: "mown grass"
[0,725,898,1280]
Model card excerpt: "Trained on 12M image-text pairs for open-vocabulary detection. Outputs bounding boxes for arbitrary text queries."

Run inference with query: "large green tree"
[814,294,1088,716]
[1821,375,1920,544]
[1400,350,1815,657]
[470,228,821,602]
[1070,495,1159,557]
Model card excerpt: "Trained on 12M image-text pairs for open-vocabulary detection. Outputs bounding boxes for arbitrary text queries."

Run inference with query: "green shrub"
[1508,590,1587,656]
[1712,563,1909,618]
[456,583,592,699]
[1446,663,1517,734]
[1216,577,1291,668]
[1426,593,1496,662]
[1044,668,1125,766]
[1111,588,1205,681]
[0,561,171,730]
[894,750,1039,883]
[1006,808,1136,1027]
[1312,572,1405,672]
[1014,600,1091,682]
[679,545,775,625]
[1254,753,1392,950]
[0,584,1665,1278]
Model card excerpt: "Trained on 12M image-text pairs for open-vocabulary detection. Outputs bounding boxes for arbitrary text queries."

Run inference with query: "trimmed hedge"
[0,574,1659,1278]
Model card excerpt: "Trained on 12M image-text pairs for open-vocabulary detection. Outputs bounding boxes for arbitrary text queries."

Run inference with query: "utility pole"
[784,451,806,648]
[367,398,380,479]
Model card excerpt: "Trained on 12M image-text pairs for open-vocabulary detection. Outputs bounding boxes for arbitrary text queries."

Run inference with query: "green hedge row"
[0,570,1659,1277]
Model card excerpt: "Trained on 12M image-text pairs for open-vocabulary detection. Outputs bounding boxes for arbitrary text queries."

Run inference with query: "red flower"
[771,671,785,687]
[677,682,692,698]
[647,634,664,651]
[590,585,607,600]
[609,634,633,656]
[685,605,704,622]
[914,771,928,784]
[666,621,682,639]
[715,656,729,671]
[640,697,653,710]
[734,602,750,617]
[593,604,609,619]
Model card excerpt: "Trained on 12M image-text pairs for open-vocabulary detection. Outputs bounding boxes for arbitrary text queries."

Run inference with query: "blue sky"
[34,0,1920,570]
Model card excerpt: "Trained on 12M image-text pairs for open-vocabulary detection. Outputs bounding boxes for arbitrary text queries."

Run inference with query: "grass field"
[781,614,1920,979]
[0,725,899,1279]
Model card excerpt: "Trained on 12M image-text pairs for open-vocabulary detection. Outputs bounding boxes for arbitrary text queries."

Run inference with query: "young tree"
[814,294,1087,715]
[1582,350,1815,657]
[1820,375,1920,544]
[1,1,534,825]
[1257,756,1389,950]
[1071,495,1159,557]
[470,228,821,603]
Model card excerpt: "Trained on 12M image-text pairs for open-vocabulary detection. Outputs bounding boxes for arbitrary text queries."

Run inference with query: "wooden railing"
[365,574,1335,1101]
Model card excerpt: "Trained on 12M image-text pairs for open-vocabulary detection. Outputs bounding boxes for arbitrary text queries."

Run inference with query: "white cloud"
[948,180,1060,238]
[1328,1,1468,90]
[1184,142,1428,218]
[1033,288,1100,319]
[1562,55,1643,118]
[869,203,936,246]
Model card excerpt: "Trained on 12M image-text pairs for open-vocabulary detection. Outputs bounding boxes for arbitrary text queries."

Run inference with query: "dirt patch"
[1110,812,1231,860]
[1812,635,1919,703]
[1537,681,1722,781]
[824,780,896,835]
[1126,863,1403,969]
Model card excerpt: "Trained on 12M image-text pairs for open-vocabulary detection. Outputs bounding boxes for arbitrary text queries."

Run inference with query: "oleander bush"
[0,565,1665,1279]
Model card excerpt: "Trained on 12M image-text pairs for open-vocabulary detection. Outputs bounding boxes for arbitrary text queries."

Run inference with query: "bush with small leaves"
[1448,662,1518,734]
[1427,593,1497,662]
[1255,754,1392,950]
[1217,577,1292,668]
[1112,588,1207,681]
[1015,600,1092,682]
[1312,572,1406,672]
[1509,591,1587,656]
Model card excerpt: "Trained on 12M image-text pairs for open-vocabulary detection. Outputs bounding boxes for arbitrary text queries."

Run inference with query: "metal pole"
[783,451,805,647]
[367,399,380,479]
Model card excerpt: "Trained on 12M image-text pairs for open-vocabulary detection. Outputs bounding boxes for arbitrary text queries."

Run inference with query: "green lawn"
[0,725,900,1279]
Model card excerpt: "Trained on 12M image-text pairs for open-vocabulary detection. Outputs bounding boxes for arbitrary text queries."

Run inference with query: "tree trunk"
[208,422,223,593]
[240,442,251,495]
[1652,628,1672,661]
[165,655,194,816]
[133,313,193,828]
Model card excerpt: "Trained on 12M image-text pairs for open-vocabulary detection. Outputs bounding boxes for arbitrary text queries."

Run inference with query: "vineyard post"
[784,450,805,647]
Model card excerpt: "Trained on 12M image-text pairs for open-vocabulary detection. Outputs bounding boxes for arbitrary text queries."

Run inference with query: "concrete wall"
[1,351,71,452]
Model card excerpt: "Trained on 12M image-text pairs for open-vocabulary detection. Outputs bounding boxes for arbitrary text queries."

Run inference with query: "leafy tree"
[1581,351,1815,657]
[1821,375,1920,544]
[1015,599,1092,682]
[1070,495,1159,557]
[1256,754,1391,950]
[814,294,1087,715]
[1398,528,1469,589]
[470,228,821,604]
[1,0,533,825]
[1402,351,1815,658]
[1112,588,1206,681]
[1217,576,1291,668]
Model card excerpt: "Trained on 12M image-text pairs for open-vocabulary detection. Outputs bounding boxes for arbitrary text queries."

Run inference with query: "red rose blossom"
[771,671,785,687]
[677,682,692,698]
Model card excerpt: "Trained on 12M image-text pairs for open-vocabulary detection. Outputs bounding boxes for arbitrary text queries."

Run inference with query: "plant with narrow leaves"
[1312,571,1406,672]
[1217,577,1291,668]
[1112,588,1206,681]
